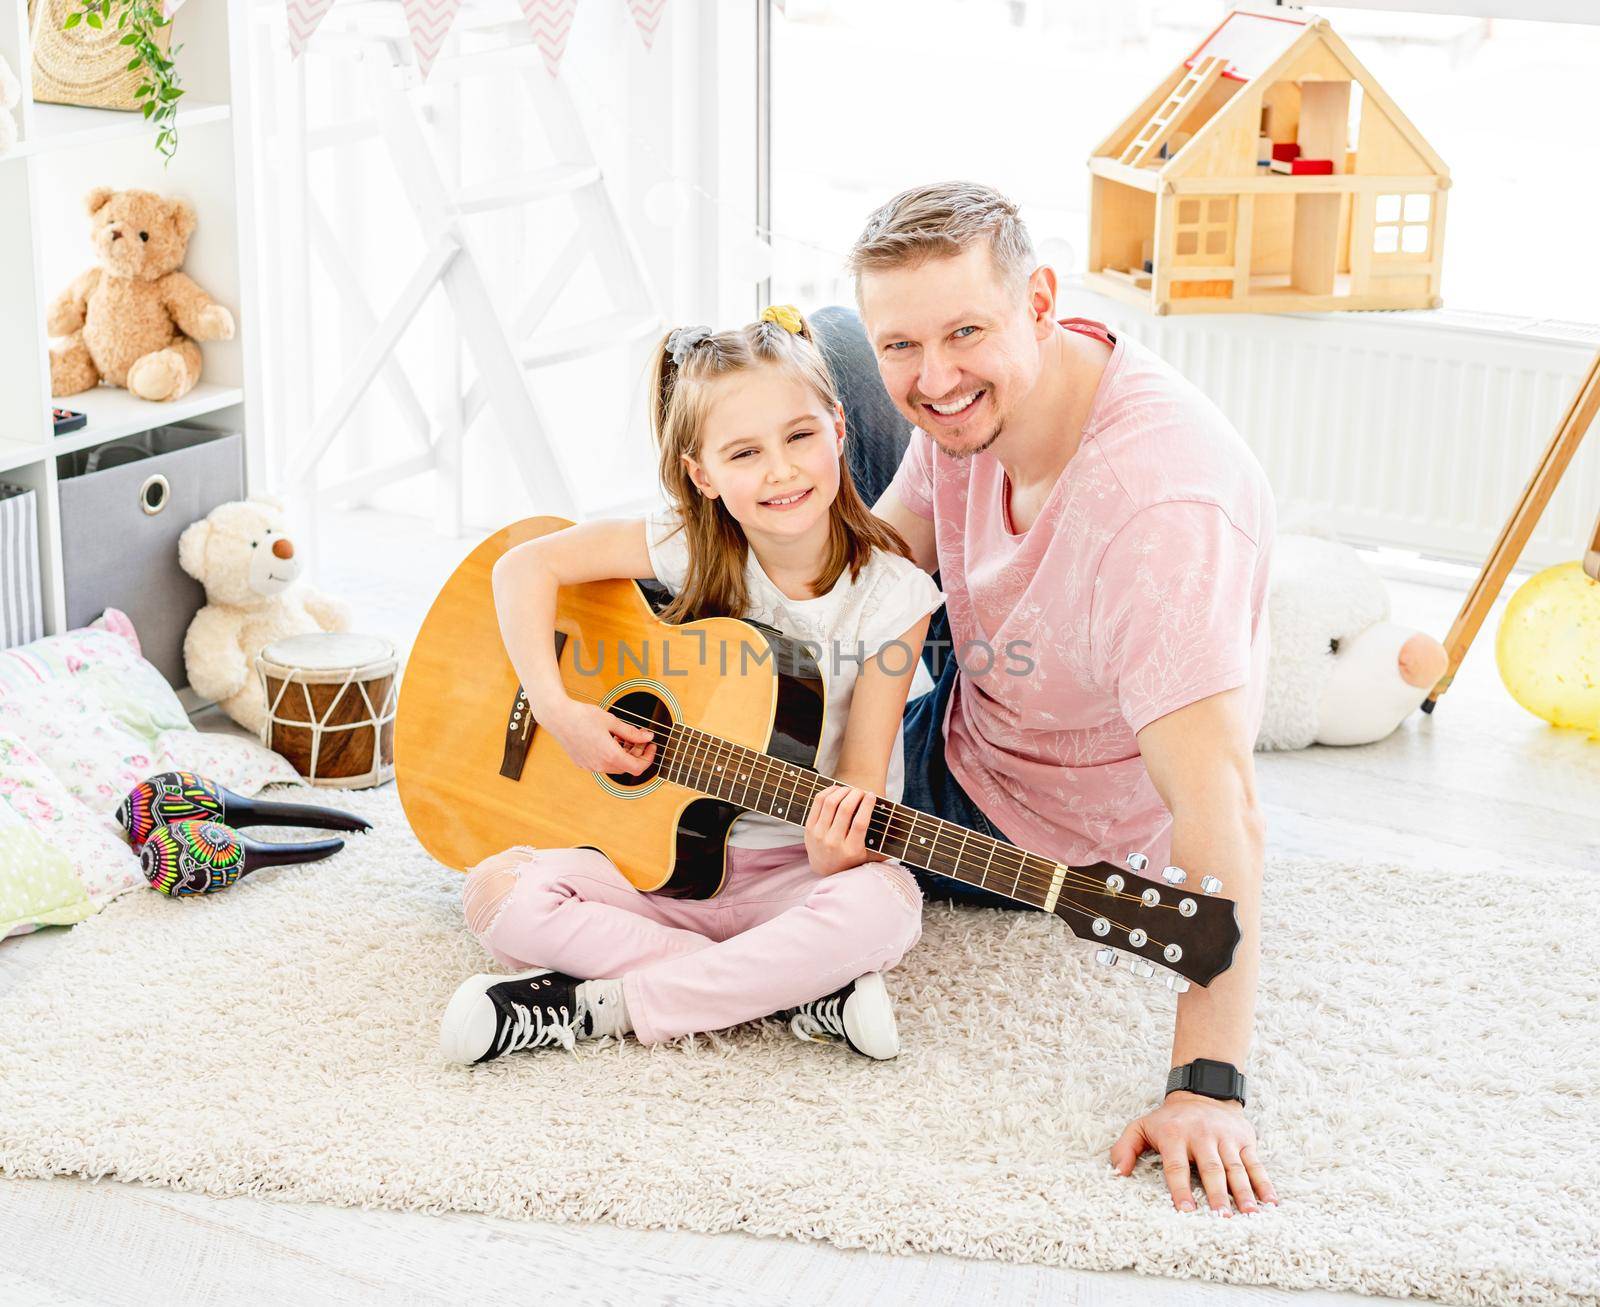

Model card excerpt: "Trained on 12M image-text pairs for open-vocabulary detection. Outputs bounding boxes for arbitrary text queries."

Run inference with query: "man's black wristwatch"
[1165,1058,1247,1107]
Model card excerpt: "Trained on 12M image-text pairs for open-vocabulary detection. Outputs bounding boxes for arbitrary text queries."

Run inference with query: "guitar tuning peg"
[1161,865,1187,885]
[1128,958,1156,979]
[1164,974,1190,993]
[1094,947,1119,967]
[1200,875,1223,895]
[1126,852,1150,873]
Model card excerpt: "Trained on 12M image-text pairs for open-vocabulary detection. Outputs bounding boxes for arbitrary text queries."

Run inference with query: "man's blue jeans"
[896,606,1035,910]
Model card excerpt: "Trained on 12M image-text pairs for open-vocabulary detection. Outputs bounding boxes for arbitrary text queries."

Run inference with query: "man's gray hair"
[845,181,1037,304]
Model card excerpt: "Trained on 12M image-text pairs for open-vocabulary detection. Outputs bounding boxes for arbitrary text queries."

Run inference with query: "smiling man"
[845,181,1278,1217]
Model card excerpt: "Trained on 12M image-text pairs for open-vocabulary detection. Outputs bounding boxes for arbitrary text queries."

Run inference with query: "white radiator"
[1060,285,1600,569]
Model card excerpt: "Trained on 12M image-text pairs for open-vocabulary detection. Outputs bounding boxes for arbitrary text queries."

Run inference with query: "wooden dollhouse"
[1086,8,1448,315]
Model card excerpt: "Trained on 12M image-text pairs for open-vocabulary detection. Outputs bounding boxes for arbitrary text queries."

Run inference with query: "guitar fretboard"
[655,720,1063,910]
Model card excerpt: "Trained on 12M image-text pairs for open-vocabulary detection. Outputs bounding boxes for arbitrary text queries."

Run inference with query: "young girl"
[438,305,944,1065]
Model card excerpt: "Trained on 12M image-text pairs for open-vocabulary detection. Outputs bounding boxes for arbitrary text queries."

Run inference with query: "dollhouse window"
[1374,192,1431,257]
[1173,195,1234,264]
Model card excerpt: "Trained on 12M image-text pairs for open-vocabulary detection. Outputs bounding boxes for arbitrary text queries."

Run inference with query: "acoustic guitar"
[395,517,1240,990]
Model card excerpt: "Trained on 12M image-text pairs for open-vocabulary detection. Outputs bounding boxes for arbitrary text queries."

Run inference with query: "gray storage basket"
[57,424,245,689]
[0,483,45,651]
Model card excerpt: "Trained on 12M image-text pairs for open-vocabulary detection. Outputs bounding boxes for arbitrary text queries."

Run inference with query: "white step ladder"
[1119,55,1224,168]
[282,4,663,531]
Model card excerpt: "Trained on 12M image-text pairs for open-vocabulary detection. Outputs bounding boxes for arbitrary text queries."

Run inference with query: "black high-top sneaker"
[781,972,900,1060]
[439,969,600,1064]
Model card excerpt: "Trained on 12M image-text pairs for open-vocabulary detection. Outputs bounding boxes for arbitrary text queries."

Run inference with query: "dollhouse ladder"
[1118,55,1225,167]
[282,11,663,529]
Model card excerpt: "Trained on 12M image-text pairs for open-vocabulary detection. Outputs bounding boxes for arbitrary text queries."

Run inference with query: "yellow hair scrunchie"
[759,304,804,335]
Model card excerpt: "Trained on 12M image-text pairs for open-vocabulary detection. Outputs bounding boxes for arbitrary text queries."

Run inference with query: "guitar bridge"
[499,630,567,781]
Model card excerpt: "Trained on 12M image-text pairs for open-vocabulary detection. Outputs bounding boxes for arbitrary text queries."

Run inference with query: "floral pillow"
[0,672,174,819]
[0,610,303,938]
[0,730,133,935]
[0,782,97,937]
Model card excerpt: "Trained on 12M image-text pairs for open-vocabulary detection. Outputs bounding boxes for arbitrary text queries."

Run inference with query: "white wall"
[248,0,758,529]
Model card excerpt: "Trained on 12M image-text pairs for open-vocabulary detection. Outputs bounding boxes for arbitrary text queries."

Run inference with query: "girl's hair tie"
[759,304,804,335]
[667,325,713,367]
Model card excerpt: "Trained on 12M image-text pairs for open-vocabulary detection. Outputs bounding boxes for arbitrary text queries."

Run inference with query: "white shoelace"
[789,994,846,1044]
[497,999,583,1054]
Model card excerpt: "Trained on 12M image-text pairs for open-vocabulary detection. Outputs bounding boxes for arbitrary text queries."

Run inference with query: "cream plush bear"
[178,496,352,735]
[1257,534,1448,750]
[48,186,235,402]
[0,53,20,155]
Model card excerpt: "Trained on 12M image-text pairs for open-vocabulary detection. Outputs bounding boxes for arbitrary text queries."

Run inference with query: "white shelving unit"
[0,0,264,639]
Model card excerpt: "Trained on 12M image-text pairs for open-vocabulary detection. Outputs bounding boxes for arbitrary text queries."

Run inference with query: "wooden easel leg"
[1585,502,1600,584]
[1425,349,1600,711]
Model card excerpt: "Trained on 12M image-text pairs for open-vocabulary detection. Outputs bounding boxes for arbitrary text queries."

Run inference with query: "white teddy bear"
[1,52,21,156]
[178,496,353,735]
[1257,533,1449,750]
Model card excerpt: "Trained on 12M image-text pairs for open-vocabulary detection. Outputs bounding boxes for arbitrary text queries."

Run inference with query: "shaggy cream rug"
[1,784,1595,1306]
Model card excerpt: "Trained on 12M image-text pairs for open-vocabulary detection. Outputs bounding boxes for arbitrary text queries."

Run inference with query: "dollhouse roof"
[1096,7,1447,180]
[1185,9,1309,83]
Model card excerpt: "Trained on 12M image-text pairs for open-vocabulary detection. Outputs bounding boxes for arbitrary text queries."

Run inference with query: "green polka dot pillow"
[0,776,95,936]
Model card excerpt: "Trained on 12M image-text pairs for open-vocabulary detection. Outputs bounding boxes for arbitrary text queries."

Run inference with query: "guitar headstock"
[1051,852,1239,989]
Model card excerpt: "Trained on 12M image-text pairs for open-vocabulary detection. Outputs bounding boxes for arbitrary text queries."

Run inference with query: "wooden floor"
[3,508,1595,1306]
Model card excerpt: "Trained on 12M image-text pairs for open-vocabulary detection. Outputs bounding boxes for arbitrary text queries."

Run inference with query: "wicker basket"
[27,0,173,112]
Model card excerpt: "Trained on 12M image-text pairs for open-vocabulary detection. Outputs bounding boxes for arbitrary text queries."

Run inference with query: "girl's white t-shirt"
[644,509,945,849]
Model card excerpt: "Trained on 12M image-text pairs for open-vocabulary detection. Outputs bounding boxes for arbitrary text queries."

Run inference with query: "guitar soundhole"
[607,690,674,788]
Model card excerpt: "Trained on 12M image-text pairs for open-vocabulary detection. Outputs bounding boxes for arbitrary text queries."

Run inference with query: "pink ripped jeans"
[461,840,923,1045]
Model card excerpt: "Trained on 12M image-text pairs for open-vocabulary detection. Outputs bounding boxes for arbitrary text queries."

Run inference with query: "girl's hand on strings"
[803,784,890,877]
[548,700,657,776]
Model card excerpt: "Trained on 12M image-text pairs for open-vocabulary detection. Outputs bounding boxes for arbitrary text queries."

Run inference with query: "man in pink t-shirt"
[845,182,1278,1219]
[886,315,1273,876]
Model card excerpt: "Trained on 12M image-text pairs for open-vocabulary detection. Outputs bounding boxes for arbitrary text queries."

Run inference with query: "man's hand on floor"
[1109,1091,1277,1215]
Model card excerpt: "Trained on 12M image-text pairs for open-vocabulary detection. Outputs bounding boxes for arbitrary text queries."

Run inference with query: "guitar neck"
[659,722,1066,911]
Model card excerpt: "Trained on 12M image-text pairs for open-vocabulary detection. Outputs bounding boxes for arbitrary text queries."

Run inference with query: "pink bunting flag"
[519,0,579,77]
[401,0,464,80]
[285,0,337,57]
[626,0,668,51]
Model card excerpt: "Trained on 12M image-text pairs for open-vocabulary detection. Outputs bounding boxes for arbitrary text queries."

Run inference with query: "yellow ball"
[1495,562,1600,738]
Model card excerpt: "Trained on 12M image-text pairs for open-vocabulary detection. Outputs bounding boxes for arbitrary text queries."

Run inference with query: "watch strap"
[1166,1058,1247,1106]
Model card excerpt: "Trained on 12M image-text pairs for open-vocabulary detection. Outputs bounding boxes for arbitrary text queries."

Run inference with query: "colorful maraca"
[139,820,346,896]
[117,770,371,851]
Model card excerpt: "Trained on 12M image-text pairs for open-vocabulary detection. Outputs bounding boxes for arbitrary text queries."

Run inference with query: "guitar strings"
[612,708,1185,953]
[522,686,1190,961]
[541,684,1185,922]
[568,690,1164,914]
[581,694,1136,909]
[682,724,1186,946]
[664,714,1190,958]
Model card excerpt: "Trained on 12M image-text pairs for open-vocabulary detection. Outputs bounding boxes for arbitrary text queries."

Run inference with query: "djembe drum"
[256,632,398,788]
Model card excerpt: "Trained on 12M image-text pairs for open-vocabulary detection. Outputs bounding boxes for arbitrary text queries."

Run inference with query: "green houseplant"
[61,0,184,161]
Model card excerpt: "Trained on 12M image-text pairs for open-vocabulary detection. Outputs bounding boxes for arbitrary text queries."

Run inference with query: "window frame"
[1372,191,1433,260]
[1173,195,1236,266]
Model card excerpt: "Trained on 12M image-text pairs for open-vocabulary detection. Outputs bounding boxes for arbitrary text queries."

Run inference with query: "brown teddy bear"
[47,186,236,402]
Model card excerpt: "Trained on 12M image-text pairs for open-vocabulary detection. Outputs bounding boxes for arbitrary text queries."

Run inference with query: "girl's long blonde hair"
[646,309,912,624]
